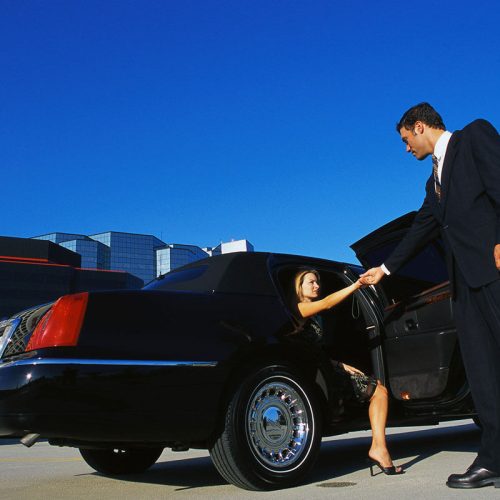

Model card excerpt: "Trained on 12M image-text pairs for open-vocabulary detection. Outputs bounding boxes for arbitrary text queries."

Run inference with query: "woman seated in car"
[293,268,403,476]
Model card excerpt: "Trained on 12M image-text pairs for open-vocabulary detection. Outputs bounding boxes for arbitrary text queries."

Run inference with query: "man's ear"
[413,121,425,135]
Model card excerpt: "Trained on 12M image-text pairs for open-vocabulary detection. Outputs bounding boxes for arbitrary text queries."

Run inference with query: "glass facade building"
[60,239,111,270]
[33,233,111,270]
[33,232,88,244]
[90,232,165,285]
[156,239,254,274]
[156,244,210,276]
[33,231,253,283]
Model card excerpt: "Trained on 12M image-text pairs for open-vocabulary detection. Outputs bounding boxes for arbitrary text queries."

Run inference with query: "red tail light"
[26,292,89,351]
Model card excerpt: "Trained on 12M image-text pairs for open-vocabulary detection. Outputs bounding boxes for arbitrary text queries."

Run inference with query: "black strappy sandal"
[368,458,404,476]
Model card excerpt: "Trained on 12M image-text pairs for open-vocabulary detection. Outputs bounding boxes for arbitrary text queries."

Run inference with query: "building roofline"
[89,230,165,240]
[31,232,88,239]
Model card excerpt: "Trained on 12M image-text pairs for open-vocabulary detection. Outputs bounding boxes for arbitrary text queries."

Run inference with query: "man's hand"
[359,267,385,285]
[495,244,500,270]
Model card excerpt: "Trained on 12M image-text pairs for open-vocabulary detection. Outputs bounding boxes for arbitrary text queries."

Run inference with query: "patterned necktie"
[432,154,441,201]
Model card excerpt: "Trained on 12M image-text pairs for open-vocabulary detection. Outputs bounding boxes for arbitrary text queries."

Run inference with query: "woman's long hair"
[294,269,320,303]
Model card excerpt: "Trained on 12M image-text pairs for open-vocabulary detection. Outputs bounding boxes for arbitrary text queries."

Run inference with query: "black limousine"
[0,213,474,490]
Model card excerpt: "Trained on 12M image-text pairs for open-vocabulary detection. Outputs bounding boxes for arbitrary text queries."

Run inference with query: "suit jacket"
[385,119,500,288]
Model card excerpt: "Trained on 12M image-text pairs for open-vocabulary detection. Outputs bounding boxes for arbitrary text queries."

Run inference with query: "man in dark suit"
[360,102,500,489]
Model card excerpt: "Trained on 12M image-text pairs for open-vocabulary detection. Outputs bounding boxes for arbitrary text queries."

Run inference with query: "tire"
[209,365,322,490]
[79,447,163,475]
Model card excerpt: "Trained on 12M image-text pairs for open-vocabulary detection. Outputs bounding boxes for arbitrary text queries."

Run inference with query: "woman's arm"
[298,280,362,318]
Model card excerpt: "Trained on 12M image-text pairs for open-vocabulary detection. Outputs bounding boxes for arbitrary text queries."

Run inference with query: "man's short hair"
[396,102,446,132]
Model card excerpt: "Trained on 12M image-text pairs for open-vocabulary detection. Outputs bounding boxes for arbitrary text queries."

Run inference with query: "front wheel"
[79,447,163,475]
[209,365,322,490]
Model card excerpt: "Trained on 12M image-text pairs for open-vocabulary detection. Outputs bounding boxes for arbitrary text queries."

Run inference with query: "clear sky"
[2,1,500,263]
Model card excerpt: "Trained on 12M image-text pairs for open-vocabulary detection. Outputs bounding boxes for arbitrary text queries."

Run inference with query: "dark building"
[0,236,142,319]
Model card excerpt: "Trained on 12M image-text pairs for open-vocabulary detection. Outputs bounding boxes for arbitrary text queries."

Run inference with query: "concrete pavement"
[0,419,498,499]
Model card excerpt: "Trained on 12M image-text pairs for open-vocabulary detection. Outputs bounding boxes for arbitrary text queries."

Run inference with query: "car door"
[351,212,467,405]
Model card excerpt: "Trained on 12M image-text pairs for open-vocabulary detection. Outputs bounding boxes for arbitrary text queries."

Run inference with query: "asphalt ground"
[1,419,499,499]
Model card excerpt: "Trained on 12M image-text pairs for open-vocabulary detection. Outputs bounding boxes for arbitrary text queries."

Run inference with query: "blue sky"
[2,1,500,263]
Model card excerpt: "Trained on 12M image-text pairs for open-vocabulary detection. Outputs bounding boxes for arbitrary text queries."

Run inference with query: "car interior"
[275,266,373,376]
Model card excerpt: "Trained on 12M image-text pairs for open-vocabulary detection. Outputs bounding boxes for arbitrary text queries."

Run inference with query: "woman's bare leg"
[367,382,402,471]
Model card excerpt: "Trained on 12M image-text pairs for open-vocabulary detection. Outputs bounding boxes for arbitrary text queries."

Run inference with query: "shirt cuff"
[381,263,391,275]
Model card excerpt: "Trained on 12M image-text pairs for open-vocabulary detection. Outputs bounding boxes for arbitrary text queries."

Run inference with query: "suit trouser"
[453,268,500,472]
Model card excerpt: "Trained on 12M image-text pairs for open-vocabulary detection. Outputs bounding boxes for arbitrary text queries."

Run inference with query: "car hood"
[350,211,416,269]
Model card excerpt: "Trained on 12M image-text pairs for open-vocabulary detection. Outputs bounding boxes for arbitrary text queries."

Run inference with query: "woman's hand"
[354,279,367,289]
[339,362,365,376]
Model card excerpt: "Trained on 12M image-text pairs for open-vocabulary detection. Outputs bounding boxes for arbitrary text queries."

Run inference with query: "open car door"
[351,213,468,408]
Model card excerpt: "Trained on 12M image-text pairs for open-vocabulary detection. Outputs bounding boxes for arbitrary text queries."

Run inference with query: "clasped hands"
[358,266,385,286]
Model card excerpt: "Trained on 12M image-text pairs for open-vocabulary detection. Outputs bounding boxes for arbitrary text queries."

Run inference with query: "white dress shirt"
[433,130,452,183]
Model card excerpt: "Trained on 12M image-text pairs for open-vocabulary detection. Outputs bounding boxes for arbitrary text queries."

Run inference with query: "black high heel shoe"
[368,458,404,476]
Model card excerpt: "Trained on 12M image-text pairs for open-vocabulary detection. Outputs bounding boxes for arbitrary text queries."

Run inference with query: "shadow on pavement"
[82,422,480,490]
[84,455,226,490]
[0,437,26,446]
[309,422,480,483]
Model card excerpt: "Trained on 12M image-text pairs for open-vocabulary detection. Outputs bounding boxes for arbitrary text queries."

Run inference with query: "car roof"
[146,251,351,296]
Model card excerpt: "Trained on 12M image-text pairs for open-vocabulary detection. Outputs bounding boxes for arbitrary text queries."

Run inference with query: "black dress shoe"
[446,464,500,489]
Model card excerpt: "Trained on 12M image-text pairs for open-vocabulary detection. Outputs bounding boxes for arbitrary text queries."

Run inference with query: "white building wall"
[220,239,254,253]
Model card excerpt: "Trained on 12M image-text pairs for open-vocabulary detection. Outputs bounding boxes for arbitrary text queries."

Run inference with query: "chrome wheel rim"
[246,376,312,471]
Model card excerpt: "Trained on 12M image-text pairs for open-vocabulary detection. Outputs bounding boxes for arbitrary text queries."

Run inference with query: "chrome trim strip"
[0,358,218,369]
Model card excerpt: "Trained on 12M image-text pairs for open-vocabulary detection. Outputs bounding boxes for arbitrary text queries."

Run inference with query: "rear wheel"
[79,447,163,475]
[209,365,322,490]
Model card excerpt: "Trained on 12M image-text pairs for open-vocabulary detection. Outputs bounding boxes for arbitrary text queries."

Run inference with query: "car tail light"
[26,293,89,351]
